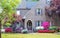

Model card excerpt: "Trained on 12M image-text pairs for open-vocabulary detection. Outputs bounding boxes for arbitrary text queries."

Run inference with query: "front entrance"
[27,20,32,32]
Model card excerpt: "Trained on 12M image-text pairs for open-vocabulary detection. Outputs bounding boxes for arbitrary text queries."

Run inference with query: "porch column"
[23,16,26,29]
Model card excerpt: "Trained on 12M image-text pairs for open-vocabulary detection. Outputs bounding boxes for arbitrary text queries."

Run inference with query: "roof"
[17,8,31,10]
[17,0,38,9]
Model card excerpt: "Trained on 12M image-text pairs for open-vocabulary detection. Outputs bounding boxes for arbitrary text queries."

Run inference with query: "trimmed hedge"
[49,26,57,30]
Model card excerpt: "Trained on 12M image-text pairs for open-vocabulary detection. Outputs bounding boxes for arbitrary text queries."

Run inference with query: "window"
[36,8,42,15]
[37,21,40,26]
[46,0,51,5]
[35,21,42,27]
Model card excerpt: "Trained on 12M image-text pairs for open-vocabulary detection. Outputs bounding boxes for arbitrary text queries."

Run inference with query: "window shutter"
[40,9,42,15]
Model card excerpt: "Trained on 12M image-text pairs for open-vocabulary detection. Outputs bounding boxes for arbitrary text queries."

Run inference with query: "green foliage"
[0,0,21,26]
[49,26,57,30]
[5,22,11,27]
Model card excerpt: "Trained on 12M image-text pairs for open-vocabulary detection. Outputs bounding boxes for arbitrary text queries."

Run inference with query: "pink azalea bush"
[42,22,50,30]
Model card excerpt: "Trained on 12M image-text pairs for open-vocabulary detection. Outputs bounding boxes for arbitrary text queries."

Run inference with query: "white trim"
[35,21,42,27]
[28,19,32,21]
[50,21,52,26]
[36,8,42,15]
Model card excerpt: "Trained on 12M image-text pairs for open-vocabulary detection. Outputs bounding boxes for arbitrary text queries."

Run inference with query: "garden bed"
[38,30,56,33]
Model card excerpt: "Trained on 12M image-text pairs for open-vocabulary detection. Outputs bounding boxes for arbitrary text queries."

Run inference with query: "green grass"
[1,33,60,38]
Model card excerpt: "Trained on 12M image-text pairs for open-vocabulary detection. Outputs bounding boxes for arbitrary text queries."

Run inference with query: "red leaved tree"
[46,0,60,26]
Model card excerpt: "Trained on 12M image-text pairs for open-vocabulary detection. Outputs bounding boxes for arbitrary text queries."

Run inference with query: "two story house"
[16,0,54,31]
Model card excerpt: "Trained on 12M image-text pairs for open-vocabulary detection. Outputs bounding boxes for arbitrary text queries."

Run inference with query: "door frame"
[27,20,32,31]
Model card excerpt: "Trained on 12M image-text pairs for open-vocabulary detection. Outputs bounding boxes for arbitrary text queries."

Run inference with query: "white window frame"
[36,8,42,15]
[50,21,54,26]
[35,21,42,27]
[46,0,51,5]
[50,21,52,26]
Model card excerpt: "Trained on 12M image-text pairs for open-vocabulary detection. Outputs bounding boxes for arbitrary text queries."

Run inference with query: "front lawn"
[1,33,60,38]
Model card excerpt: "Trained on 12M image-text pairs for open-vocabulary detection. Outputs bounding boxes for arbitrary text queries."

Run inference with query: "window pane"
[36,8,42,15]
[38,21,40,26]
[38,9,40,14]
[35,21,41,27]
[46,0,51,5]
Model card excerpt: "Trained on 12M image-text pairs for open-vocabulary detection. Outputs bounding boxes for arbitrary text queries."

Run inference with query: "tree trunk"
[0,20,1,29]
[0,20,1,37]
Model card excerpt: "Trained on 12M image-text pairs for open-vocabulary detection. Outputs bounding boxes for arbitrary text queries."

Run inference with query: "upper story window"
[46,0,51,5]
[36,8,42,15]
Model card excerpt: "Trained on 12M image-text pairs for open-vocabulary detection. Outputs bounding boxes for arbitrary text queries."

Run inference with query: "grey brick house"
[16,0,54,31]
